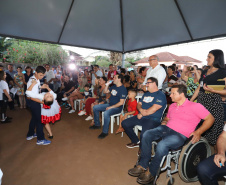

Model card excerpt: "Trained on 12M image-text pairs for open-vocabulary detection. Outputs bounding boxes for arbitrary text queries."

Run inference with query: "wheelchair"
[136,137,212,185]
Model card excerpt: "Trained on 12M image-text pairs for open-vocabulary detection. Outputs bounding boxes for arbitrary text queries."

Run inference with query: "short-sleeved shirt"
[166,99,210,138]
[64,81,75,92]
[45,70,55,84]
[109,85,127,108]
[92,70,103,85]
[199,69,226,93]
[140,90,167,121]
[84,90,92,99]
[107,71,115,80]
[127,99,138,116]
[5,70,17,79]
[27,75,40,96]
[0,80,9,100]
[143,65,166,89]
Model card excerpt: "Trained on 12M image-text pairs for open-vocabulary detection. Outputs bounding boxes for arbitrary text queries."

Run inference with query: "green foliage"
[94,56,111,67]
[0,37,12,62]
[2,38,68,65]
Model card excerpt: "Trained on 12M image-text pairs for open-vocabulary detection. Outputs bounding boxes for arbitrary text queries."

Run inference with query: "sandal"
[115,127,124,135]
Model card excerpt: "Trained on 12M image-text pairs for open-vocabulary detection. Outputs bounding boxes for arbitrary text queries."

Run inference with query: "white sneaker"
[78,110,86,116]
[68,109,75,114]
[62,97,68,101]
[85,115,93,121]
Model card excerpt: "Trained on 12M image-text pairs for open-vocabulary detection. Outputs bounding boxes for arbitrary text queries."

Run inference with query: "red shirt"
[127,99,138,116]
[107,71,115,80]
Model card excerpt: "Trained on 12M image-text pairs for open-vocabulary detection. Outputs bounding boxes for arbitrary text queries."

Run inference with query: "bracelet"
[162,121,167,123]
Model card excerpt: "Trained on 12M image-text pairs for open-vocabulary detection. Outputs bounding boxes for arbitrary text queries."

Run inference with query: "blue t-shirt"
[140,90,167,121]
[109,85,127,108]
[84,90,92,99]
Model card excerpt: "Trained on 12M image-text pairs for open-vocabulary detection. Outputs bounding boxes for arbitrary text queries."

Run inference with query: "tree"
[3,38,68,65]
[0,37,12,63]
[94,56,111,67]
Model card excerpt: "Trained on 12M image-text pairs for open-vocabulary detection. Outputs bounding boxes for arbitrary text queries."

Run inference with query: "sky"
[62,37,226,65]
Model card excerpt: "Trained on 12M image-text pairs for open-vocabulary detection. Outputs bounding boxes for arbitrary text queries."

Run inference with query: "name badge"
[143,96,154,103]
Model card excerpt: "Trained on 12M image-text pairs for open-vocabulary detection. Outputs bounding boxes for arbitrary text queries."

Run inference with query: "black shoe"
[48,135,53,139]
[1,120,11,124]
[89,125,101,130]
[5,117,12,122]
[98,132,108,139]
[6,117,13,120]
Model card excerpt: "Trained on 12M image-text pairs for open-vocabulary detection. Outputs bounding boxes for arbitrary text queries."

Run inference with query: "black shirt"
[64,81,75,92]
[199,68,226,92]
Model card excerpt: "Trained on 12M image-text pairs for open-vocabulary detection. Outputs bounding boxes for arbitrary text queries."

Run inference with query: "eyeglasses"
[146,82,154,85]
[148,59,156,62]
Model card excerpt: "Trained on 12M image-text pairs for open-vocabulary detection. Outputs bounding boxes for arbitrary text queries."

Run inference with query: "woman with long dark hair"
[191,49,226,146]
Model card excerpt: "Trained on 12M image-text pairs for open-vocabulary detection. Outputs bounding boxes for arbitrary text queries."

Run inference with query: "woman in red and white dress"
[26,80,61,139]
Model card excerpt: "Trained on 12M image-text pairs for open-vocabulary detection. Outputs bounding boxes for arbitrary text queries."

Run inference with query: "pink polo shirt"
[166,99,210,138]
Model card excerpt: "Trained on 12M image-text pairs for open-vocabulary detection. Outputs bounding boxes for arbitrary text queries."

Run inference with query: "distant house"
[135,52,202,69]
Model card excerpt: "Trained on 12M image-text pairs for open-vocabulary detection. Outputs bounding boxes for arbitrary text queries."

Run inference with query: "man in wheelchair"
[128,84,215,184]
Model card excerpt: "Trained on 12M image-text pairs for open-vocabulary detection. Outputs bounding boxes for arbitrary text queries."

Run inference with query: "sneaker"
[65,105,71,109]
[78,110,86,116]
[126,141,140,148]
[68,109,75,114]
[98,132,108,139]
[85,115,93,121]
[26,133,37,140]
[62,97,68,101]
[36,139,51,145]
[1,119,11,124]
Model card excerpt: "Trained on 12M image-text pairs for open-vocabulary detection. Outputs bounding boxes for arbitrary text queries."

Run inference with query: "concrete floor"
[0,107,224,185]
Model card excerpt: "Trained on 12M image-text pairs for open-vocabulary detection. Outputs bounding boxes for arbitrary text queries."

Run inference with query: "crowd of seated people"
[1,49,226,184]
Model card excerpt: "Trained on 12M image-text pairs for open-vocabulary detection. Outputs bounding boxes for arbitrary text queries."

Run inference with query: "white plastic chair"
[102,96,128,134]
[134,104,168,136]
[74,99,84,111]
[74,87,93,111]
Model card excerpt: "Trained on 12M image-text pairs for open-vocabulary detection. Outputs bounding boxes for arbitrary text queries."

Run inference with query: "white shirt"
[92,70,103,85]
[0,80,9,100]
[143,64,166,89]
[26,90,57,101]
[45,70,55,84]
[27,75,40,97]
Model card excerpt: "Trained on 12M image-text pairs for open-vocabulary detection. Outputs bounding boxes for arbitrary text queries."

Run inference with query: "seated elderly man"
[122,77,167,148]
[128,84,214,185]
[89,74,127,139]
[197,124,226,185]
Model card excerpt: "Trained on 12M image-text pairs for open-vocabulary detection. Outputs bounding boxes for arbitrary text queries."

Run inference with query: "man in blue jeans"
[89,74,127,139]
[122,77,167,148]
[128,85,214,184]
[197,125,226,185]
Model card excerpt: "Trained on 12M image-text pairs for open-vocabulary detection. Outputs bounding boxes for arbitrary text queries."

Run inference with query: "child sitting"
[78,84,92,115]
[115,89,138,134]
[26,80,61,139]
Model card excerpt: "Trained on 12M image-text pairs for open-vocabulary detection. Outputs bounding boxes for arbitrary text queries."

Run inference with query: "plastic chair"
[102,96,128,134]
[74,99,84,111]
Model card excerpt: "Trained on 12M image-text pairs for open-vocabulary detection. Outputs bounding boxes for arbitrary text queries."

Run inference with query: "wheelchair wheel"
[178,137,211,182]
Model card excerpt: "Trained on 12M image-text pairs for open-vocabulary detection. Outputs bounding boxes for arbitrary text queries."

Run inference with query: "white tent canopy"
[0,0,226,53]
